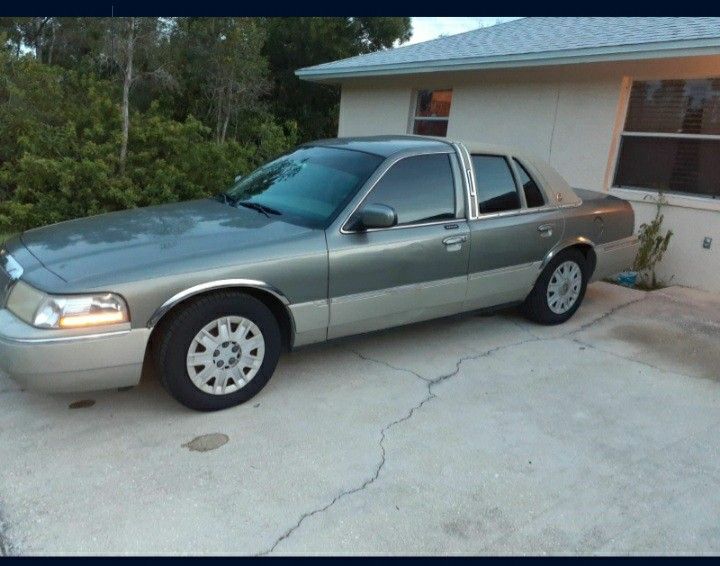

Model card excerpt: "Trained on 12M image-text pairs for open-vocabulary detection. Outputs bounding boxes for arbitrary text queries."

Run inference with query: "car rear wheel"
[154,292,281,411]
[521,248,588,325]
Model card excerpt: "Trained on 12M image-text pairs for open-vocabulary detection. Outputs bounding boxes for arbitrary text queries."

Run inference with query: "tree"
[103,17,176,173]
[262,17,411,140]
[0,17,54,61]
[167,18,270,143]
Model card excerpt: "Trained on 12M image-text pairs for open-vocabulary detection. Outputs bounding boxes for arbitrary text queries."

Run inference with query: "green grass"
[0,232,17,244]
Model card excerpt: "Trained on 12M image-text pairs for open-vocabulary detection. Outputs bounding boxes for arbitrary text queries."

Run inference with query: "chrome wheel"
[546,260,582,314]
[186,316,265,396]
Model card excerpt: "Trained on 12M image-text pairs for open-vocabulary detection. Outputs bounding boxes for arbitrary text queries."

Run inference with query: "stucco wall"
[335,57,720,292]
[337,86,413,137]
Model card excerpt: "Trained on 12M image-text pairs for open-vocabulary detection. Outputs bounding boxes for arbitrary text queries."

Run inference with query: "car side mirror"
[234,174,243,183]
[351,203,397,231]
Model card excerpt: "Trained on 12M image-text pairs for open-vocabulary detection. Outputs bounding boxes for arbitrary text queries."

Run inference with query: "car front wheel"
[521,248,588,325]
[154,291,281,411]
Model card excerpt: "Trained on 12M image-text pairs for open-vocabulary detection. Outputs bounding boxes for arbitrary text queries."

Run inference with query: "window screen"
[471,155,520,214]
[513,159,545,208]
[613,79,720,198]
[366,154,456,225]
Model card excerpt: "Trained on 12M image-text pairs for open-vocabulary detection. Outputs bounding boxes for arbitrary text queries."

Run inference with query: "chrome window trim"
[343,218,468,235]
[469,152,527,217]
[147,278,292,328]
[411,116,450,122]
[452,142,478,221]
[471,200,580,222]
[466,151,582,222]
[339,149,459,235]
[471,203,558,222]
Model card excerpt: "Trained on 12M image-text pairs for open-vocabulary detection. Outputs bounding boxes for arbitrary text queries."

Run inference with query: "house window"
[613,79,720,199]
[412,89,452,136]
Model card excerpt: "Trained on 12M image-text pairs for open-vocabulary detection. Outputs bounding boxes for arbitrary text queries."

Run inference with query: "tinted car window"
[365,154,456,226]
[471,155,520,214]
[514,159,545,208]
[224,146,383,228]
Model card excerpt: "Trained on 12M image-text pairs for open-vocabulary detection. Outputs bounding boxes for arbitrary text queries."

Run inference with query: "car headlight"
[7,281,130,329]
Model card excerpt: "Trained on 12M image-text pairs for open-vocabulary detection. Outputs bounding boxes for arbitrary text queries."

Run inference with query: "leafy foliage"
[0,48,296,232]
[633,194,674,289]
[0,17,411,233]
[263,17,411,141]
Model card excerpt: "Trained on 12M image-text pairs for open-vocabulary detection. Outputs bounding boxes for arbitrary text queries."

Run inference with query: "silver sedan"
[0,136,638,410]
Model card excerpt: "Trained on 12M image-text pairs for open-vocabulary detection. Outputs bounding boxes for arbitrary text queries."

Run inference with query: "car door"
[465,154,564,310]
[325,151,470,339]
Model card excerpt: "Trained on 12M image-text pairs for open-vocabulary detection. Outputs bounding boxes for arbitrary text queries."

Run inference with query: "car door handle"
[537,224,554,238]
[442,235,467,246]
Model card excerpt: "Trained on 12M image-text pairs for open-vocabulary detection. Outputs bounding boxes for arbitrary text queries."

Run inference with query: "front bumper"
[591,235,640,282]
[0,309,151,392]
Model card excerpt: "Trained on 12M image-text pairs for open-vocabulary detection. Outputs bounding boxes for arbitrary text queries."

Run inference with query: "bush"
[0,51,297,233]
[633,194,674,290]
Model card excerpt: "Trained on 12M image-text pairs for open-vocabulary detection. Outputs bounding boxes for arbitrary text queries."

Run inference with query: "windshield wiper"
[236,201,282,218]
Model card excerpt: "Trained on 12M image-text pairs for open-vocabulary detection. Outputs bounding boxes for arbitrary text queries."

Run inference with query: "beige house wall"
[336,56,720,292]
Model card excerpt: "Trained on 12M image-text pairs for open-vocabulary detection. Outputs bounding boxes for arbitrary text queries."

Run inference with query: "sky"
[408,17,522,45]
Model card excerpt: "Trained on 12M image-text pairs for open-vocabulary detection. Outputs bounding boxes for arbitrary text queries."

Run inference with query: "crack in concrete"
[256,396,428,556]
[564,295,647,336]
[257,296,652,555]
[257,336,539,555]
[350,350,431,382]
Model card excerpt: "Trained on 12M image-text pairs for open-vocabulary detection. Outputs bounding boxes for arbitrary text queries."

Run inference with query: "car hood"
[20,199,319,287]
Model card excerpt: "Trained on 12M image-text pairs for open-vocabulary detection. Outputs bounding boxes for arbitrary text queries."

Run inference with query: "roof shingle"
[297,17,720,80]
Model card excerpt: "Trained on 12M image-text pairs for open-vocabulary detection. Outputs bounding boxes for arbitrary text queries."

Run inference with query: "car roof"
[304,135,453,158]
[305,135,580,206]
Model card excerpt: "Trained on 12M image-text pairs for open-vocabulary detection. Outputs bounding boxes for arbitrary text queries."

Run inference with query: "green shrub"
[633,194,674,290]
[0,51,297,233]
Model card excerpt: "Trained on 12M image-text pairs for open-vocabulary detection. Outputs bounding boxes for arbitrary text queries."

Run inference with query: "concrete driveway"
[1,282,719,556]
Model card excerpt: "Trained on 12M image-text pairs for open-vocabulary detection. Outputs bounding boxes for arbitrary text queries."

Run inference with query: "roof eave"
[296,38,720,83]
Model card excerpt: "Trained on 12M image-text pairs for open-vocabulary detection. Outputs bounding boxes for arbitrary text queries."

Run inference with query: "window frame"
[610,77,720,200]
[471,154,524,215]
[340,150,464,234]
[409,89,453,137]
[470,153,553,220]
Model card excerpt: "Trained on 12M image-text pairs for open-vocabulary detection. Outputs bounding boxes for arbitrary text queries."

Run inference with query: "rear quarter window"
[513,158,545,208]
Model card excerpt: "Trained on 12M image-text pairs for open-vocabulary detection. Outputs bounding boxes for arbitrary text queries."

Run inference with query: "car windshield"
[222,146,383,228]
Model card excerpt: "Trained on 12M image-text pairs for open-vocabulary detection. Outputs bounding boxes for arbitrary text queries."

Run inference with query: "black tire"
[521,248,588,325]
[154,291,282,411]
